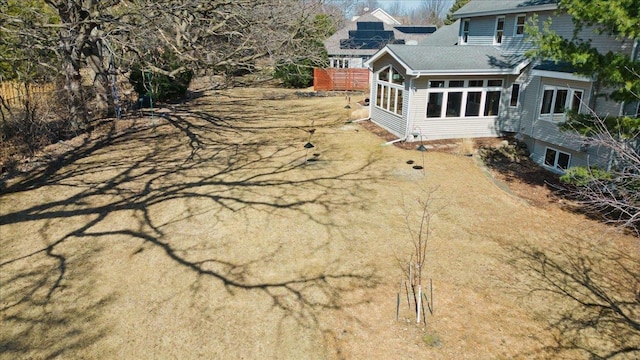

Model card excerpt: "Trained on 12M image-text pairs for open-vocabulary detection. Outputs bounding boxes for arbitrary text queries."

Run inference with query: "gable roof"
[370,8,401,25]
[454,0,557,18]
[366,44,529,75]
[324,10,434,56]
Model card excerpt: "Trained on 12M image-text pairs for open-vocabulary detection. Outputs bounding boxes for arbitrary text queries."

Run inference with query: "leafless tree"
[561,112,640,235]
[385,1,406,18]
[353,0,380,16]
[414,0,451,26]
[1,0,338,128]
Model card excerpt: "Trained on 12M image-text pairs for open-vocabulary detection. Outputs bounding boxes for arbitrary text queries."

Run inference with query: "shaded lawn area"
[1,86,638,359]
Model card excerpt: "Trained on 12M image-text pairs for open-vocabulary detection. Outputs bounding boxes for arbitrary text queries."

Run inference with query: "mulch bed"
[357,119,563,208]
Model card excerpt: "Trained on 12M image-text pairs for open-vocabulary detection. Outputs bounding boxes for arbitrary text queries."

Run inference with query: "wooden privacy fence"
[0,81,57,110]
[314,68,369,92]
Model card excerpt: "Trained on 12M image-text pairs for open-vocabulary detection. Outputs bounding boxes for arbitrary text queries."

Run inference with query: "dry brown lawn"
[1,86,638,359]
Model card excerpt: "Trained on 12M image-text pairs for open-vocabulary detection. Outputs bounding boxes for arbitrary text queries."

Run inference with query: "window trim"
[509,83,521,108]
[544,147,571,172]
[538,85,585,122]
[460,19,470,44]
[375,66,405,116]
[425,79,504,119]
[494,16,505,45]
[330,58,350,69]
[514,14,526,37]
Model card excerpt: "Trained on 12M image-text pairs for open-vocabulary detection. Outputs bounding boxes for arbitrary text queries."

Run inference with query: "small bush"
[457,138,475,156]
[560,166,612,187]
[129,68,193,103]
[273,62,314,88]
[129,51,193,103]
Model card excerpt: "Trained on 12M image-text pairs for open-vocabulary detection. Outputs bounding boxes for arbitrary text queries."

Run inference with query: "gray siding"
[517,66,540,136]
[462,11,634,57]
[369,54,409,138]
[594,92,624,117]
[531,120,584,151]
[526,137,609,171]
[500,74,522,131]
[526,76,592,150]
[463,16,499,46]
[406,76,507,141]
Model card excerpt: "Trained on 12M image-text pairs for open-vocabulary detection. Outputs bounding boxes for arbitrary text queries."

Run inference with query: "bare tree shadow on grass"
[0,231,114,359]
[510,238,639,359]
[1,90,382,357]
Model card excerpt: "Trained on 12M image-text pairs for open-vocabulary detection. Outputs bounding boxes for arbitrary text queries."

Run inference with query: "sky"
[377,0,455,15]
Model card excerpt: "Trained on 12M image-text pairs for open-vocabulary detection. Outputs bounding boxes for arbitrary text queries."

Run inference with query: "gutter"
[409,66,527,77]
[452,4,557,19]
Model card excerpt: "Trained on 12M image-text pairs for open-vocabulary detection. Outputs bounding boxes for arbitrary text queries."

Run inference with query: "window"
[425,79,503,119]
[494,16,505,44]
[461,19,470,44]
[391,67,404,85]
[484,91,501,116]
[514,15,526,36]
[465,92,482,116]
[427,92,443,118]
[510,83,520,107]
[623,101,640,117]
[330,58,349,68]
[379,68,389,82]
[571,90,583,112]
[375,66,405,116]
[446,92,463,117]
[539,86,584,121]
[544,148,571,171]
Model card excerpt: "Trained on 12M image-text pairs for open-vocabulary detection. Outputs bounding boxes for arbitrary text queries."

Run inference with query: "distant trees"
[0,0,339,127]
[444,0,470,25]
[273,14,334,88]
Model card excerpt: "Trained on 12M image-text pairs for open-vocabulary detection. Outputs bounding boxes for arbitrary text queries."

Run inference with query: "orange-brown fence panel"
[314,68,369,92]
[0,81,57,110]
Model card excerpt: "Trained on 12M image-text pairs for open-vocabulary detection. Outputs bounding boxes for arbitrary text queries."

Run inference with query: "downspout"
[403,74,421,142]
[619,40,639,116]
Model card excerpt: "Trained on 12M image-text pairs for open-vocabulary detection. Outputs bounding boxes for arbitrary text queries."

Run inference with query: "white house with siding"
[365,0,639,173]
[324,8,436,69]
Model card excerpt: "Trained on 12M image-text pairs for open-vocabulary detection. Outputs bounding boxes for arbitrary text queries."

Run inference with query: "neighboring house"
[365,0,639,173]
[324,8,436,69]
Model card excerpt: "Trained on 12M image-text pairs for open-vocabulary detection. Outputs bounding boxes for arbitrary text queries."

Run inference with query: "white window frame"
[460,19,470,44]
[538,85,584,122]
[331,58,350,69]
[514,14,526,37]
[494,16,505,45]
[509,83,521,108]
[425,79,504,119]
[544,147,571,172]
[375,66,405,116]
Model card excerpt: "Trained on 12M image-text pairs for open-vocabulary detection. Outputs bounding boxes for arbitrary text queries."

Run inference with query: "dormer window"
[461,19,470,44]
[494,16,505,45]
[514,15,526,37]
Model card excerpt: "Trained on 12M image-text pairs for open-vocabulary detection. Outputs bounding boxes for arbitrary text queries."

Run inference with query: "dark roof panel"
[357,22,385,31]
[394,26,437,34]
